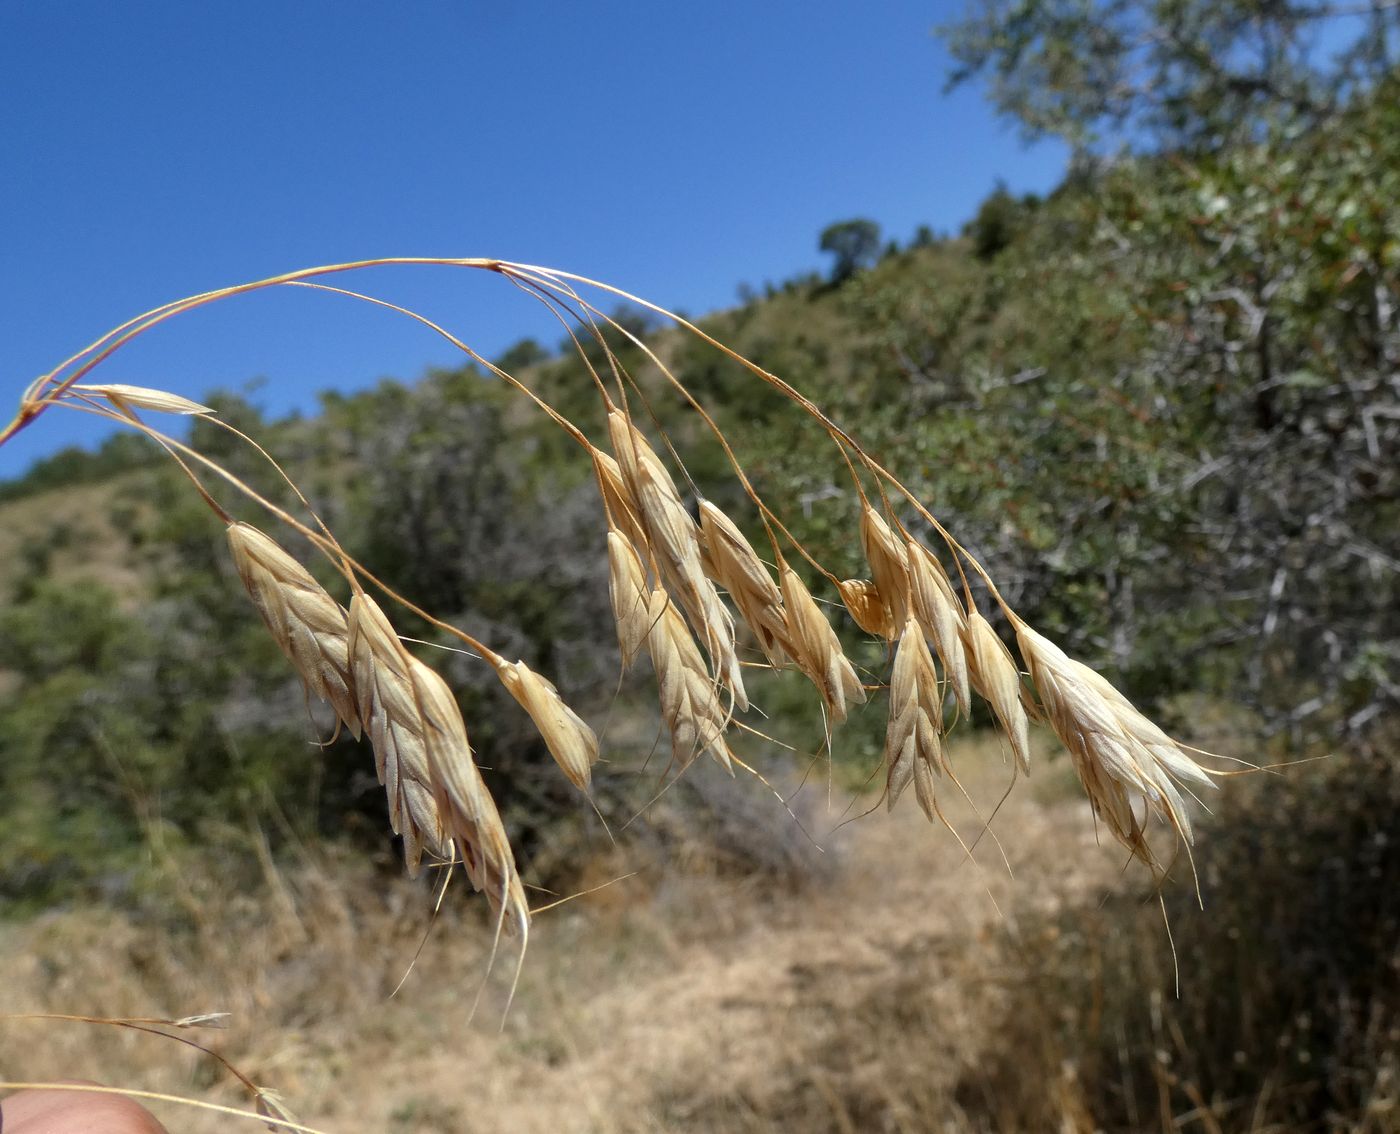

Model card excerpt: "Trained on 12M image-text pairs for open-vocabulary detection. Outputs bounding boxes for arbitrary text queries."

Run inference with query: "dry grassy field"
[1,738,1138,1134]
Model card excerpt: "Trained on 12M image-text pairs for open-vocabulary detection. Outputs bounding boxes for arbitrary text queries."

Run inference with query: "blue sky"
[0,1,1066,477]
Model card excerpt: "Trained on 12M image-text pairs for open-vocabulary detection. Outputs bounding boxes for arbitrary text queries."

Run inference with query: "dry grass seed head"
[905,539,972,716]
[606,529,658,670]
[347,593,451,876]
[1014,621,1215,857]
[606,410,747,711]
[912,745,942,824]
[779,562,866,726]
[494,658,599,791]
[592,450,649,553]
[226,522,360,739]
[409,654,529,936]
[964,610,1032,776]
[72,382,215,416]
[644,589,735,773]
[859,504,911,639]
[837,578,895,639]
[698,501,792,669]
[885,617,946,820]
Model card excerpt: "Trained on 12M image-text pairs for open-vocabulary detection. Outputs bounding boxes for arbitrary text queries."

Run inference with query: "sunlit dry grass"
[2,740,1124,1134]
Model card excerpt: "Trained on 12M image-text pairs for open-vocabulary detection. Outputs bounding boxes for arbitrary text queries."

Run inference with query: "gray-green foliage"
[942,0,1400,148]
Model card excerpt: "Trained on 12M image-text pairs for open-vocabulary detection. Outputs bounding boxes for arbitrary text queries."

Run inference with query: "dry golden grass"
[0,742,1123,1134]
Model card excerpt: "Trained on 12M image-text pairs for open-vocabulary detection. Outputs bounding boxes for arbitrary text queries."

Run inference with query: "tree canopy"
[819,218,883,282]
[941,0,1400,148]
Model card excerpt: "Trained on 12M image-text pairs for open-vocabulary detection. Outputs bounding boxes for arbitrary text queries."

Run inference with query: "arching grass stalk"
[8,258,1235,929]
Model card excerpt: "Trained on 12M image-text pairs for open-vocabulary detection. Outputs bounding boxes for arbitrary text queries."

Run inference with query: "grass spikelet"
[859,504,910,639]
[905,539,972,716]
[592,449,648,552]
[885,617,946,820]
[607,409,747,711]
[72,382,214,416]
[644,589,735,772]
[698,501,791,669]
[409,654,529,937]
[226,522,360,739]
[606,529,657,669]
[494,658,600,791]
[1014,620,1216,859]
[779,561,866,726]
[912,745,942,824]
[347,594,451,876]
[837,578,894,639]
[964,610,1031,776]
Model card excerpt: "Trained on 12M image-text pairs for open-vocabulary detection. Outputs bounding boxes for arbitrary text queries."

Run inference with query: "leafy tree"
[963,180,1038,259]
[941,0,1400,149]
[819,218,882,283]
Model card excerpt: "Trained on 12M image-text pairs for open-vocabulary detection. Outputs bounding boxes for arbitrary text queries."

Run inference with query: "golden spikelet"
[779,562,866,726]
[347,594,450,876]
[964,610,1031,776]
[606,529,658,669]
[698,501,791,669]
[409,655,529,937]
[837,578,895,639]
[885,617,946,821]
[905,539,972,716]
[494,658,600,791]
[607,410,747,711]
[73,382,214,416]
[1015,620,1215,859]
[226,522,360,739]
[644,589,735,772]
[859,504,910,639]
[592,450,648,552]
